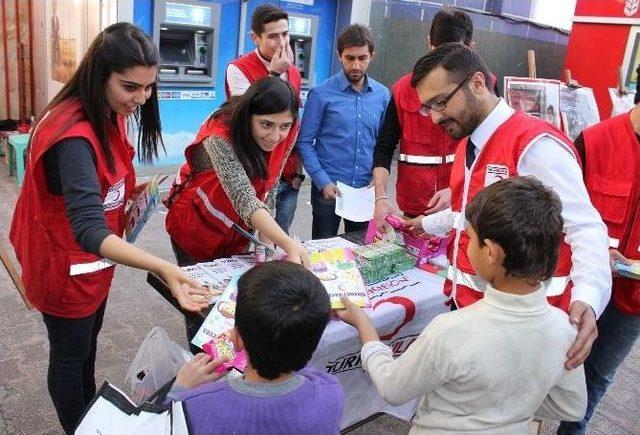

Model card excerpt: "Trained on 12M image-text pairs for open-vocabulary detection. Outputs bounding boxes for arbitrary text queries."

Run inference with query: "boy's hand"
[176,353,227,389]
[334,296,370,327]
[335,296,380,345]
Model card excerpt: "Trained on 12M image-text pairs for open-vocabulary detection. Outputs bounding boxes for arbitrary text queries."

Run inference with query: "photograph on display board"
[50,0,78,83]
[504,77,562,129]
[559,85,600,141]
[625,33,640,89]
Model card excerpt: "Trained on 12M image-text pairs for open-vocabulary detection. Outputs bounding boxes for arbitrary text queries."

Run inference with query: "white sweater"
[361,284,587,434]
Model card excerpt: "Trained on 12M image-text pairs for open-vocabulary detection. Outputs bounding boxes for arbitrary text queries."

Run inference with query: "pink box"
[365,216,448,266]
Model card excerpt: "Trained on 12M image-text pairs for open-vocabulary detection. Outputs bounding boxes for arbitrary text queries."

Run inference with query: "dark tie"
[466,138,476,169]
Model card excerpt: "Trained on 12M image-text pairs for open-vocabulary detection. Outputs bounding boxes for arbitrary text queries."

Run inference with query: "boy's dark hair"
[208,77,298,180]
[235,261,331,380]
[430,7,474,47]
[40,22,162,171]
[411,42,490,89]
[251,4,288,36]
[337,24,374,54]
[465,176,564,283]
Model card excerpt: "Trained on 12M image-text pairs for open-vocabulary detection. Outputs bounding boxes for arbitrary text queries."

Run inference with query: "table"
[312,268,446,428]
[146,245,448,429]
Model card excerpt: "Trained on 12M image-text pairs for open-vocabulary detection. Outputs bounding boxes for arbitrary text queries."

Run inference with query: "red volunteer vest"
[9,99,136,318]
[165,116,298,261]
[447,111,575,310]
[393,73,460,216]
[583,113,640,315]
[225,50,302,183]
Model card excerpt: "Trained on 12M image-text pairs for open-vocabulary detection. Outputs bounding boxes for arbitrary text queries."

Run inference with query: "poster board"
[504,77,562,129]
[559,85,600,141]
[609,88,636,117]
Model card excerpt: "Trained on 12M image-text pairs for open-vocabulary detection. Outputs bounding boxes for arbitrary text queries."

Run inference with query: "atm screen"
[160,39,194,65]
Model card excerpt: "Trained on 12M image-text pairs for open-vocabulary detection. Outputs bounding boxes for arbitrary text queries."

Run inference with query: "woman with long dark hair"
[166,77,308,266]
[10,23,208,433]
[165,77,309,344]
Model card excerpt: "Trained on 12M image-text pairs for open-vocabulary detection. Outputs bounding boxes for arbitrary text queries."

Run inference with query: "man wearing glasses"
[405,43,611,371]
[372,8,498,230]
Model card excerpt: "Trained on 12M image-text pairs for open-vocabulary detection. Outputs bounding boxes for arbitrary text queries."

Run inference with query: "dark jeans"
[42,300,107,434]
[311,184,368,239]
[275,180,299,234]
[170,239,207,354]
[557,301,640,434]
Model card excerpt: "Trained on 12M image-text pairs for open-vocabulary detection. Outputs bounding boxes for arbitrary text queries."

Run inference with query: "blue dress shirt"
[296,72,390,190]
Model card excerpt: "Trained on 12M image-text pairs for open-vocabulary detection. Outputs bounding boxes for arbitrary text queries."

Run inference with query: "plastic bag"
[125,327,193,404]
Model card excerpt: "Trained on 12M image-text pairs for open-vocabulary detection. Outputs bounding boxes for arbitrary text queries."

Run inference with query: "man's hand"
[403,215,426,236]
[565,301,598,369]
[268,46,291,75]
[176,353,227,389]
[374,198,392,232]
[610,249,632,277]
[290,176,303,191]
[424,188,451,215]
[322,183,341,200]
[158,261,211,312]
[284,42,294,64]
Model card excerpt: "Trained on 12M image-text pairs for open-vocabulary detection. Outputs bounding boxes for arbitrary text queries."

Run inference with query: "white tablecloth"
[310,268,447,429]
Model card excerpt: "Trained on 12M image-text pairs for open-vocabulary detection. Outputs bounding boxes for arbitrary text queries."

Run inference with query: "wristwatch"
[294,173,306,182]
[269,71,281,77]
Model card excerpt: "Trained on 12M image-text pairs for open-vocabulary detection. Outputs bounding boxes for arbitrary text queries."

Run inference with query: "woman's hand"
[283,239,310,269]
[157,261,210,312]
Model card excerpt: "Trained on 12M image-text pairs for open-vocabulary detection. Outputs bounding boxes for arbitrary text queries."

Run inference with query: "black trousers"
[42,300,107,434]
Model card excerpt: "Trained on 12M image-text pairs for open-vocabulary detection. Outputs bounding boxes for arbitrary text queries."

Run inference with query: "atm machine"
[288,13,318,96]
[153,0,220,87]
[136,0,230,167]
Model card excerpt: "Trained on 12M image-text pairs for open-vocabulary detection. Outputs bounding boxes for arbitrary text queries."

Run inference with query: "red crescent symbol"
[373,296,416,340]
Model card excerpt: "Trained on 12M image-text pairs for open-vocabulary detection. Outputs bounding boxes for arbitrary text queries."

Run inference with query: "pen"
[231,223,276,256]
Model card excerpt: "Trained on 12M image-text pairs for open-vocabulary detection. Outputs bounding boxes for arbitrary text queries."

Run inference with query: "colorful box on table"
[365,215,449,268]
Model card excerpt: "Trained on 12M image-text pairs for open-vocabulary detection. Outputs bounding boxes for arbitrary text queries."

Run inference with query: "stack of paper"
[302,236,358,252]
[181,257,252,303]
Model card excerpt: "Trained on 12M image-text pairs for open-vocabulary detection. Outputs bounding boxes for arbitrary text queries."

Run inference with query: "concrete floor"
[0,162,638,434]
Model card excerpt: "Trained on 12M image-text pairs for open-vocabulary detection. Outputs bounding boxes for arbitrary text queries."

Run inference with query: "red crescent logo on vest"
[373,296,416,340]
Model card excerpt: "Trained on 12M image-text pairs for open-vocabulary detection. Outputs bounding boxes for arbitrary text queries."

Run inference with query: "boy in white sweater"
[337,176,587,434]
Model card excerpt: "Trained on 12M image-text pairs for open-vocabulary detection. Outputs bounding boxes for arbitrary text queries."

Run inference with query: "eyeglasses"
[421,74,473,113]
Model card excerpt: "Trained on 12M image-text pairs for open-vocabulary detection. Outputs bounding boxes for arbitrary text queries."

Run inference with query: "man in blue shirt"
[297,24,390,239]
